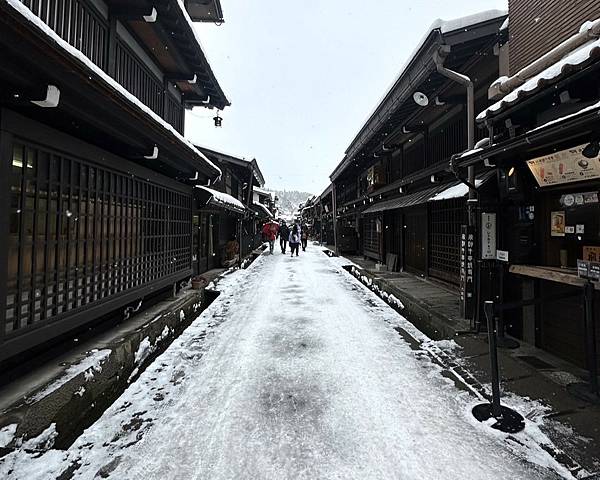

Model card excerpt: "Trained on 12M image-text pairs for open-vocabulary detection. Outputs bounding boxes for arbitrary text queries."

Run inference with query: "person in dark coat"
[301,224,309,252]
[289,223,301,257]
[279,221,290,254]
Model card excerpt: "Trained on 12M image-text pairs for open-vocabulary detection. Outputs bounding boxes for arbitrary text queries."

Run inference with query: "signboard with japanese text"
[459,225,476,319]
[481,213,497,260]
[527,144,600,187]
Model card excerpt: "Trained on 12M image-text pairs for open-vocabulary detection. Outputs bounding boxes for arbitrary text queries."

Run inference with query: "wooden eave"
[0,6,219,180]
[107,0,229,110]
[331,15,506,182]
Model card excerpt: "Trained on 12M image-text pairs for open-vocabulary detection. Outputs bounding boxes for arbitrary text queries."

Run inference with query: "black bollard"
[472,300,525,433]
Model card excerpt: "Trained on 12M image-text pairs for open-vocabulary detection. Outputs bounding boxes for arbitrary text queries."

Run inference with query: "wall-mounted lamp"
[213,112,223,127]
[413,91,429,107]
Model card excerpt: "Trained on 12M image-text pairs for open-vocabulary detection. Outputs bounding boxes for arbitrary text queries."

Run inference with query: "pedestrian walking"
[262,220,278,254]
[289,223,301,257]
[301,224,309,252]
[278,221,290,254]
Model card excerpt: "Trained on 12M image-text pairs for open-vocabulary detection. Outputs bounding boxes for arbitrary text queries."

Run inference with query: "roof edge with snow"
[3,0,222,178]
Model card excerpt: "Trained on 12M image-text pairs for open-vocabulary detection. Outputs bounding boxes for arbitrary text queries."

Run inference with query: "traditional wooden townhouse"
[330,10,507,319]
[318,184,334,246]
[0,0,229,362]
[195,146,265,270]
[252,187,276,220]
[456,1,600,395]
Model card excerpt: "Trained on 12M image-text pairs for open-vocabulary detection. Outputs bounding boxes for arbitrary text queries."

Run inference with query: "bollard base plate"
[472,403,525,433]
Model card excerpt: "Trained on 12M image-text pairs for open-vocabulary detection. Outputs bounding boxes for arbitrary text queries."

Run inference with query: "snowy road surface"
[1,247,572,479]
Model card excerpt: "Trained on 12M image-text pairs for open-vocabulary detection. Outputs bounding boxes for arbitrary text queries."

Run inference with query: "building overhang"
[107,0,229,110]
[0,0,221,180]
[330,10,507,182]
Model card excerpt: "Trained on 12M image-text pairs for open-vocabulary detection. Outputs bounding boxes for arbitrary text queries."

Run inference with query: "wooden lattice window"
[19,0,108,70]
[5,140,192,336]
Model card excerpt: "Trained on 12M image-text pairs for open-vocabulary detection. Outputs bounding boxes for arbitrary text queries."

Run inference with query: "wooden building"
[330,11,507,312]
[0,0,228,362]
[457,4,600,372]
[196,147,265,270]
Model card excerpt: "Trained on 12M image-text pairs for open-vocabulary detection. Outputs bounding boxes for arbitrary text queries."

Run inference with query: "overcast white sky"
[187,0,507,195]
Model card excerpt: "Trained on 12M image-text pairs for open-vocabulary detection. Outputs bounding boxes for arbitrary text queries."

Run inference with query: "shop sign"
[578,259,600,281]
[560,191,599,207]
[460,225,476,319]
[526,144,600,187]
[496,250,509,262]
[481,213,497,260]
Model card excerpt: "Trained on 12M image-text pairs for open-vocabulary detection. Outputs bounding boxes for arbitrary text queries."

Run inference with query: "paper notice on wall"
[551,211,565,237]
[527,144,600,187]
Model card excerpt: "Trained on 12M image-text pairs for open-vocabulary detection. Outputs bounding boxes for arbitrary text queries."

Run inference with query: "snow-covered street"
[1,247,573,479]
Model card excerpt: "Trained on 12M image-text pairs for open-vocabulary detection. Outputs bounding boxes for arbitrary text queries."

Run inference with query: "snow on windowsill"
[4,0,221,177]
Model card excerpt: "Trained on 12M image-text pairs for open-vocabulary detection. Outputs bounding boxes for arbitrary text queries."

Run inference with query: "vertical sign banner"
[481,212,497,260]
[460,225,476,320]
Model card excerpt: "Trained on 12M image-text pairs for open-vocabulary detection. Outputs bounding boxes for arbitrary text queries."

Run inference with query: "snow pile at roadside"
[29,349,111,403]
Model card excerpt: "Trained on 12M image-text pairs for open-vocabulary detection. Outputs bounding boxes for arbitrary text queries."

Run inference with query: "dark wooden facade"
[459,11,600,369]
[331,12,505,291]
[0,0,228,362]
[196,147,266,272]
[508,0,600,74]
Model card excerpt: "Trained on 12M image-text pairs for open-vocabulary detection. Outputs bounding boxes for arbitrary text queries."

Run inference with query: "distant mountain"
[266,189,314,218]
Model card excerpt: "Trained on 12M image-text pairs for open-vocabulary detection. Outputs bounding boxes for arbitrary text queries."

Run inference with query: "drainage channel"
[0,287,221,453]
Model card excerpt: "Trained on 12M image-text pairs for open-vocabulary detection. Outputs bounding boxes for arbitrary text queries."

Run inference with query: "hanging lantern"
[213,111,223,127]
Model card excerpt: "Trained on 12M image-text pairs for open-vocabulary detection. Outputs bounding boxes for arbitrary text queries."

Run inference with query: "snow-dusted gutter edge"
[3,0,222,178]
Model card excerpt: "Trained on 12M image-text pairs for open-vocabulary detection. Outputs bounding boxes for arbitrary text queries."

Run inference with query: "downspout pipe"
[433,47,476,227]
[434,46,479,330]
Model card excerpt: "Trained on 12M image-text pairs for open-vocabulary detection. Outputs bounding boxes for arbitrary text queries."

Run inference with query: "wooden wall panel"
[508,0,600,74]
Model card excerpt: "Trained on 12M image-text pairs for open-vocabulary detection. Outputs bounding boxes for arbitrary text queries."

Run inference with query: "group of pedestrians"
[261,220,309,257]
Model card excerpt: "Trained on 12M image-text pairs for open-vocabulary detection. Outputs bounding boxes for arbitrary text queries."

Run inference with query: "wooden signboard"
[527,144,600,187]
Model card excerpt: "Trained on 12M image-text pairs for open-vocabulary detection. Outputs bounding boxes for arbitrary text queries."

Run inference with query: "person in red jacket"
[262,221,279,254]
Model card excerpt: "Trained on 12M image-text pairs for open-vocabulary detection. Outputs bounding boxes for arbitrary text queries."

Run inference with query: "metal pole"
[584,281,599,396]
[484,300,502,418]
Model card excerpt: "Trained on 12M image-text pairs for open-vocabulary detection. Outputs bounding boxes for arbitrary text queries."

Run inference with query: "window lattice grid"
[429,198,466,284]
[5,140,192,336]
[363,217,379,254]
[115,40,164,117]
[19,0,108,70]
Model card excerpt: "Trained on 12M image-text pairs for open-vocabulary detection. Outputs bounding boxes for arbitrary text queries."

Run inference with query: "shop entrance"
[404,206,427,275]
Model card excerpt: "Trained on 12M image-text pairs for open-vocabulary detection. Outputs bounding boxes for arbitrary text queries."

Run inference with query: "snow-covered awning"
[3,0,222,178]
[428,176,489,202]
[196,186,245,214]
[252,201,274,219]
[478,18,600,122]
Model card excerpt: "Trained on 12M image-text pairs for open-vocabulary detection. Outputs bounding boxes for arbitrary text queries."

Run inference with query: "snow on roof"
[253,201,273,218]
[529,99,600,133]
[333,9,506,179]
[500,16,509,32]
[4,0,221,177]
[196,186,245,211]
[478,19,600,121]
[428,179,485,202]
[253,187,273,198]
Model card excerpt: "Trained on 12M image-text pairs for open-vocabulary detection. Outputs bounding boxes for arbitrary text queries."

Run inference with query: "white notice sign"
[527,144,600,187]
[481,213,497,260]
